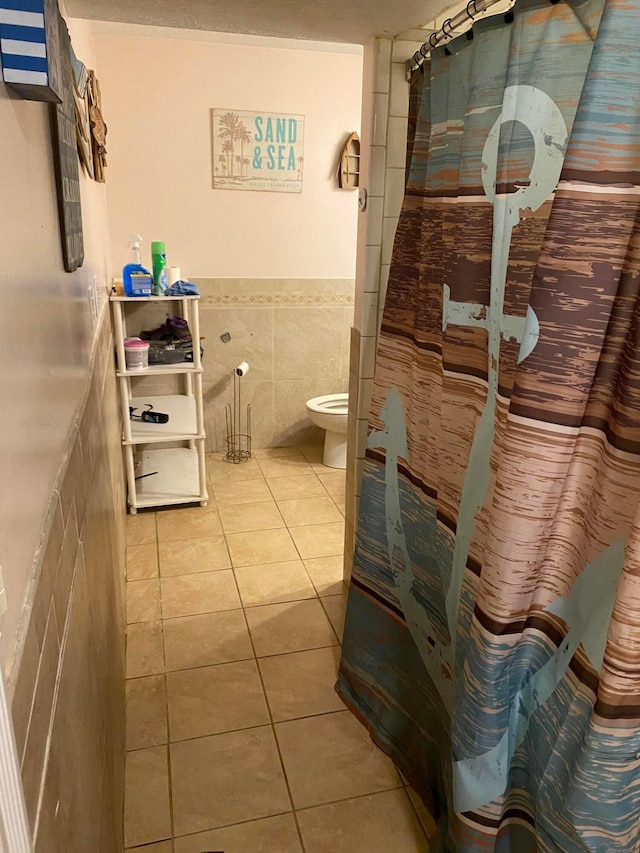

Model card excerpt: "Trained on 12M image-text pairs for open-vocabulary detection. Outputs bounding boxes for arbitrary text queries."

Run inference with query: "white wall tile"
[357,378,374,420]
[390,62,410,118]
[383,168,405,219]
[386,116,409,169]
[358,335,377,379]
[379,265,390,309]
[365,196,384,246]
[355,291,379,338]
[381,216,399,266]
[373,39,392,93]
[356,417,369,458]
[354,458,365,495]
[371,93,389,146]
[364,245,382,292]
[368,145,387,197]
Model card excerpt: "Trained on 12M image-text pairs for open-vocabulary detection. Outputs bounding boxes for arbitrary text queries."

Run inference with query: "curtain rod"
[407,0,517,73]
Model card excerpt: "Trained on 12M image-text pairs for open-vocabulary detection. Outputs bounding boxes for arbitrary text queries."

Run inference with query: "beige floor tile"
[126,842,172,853]
[126,543,158,581]
[126,513,156,546]
[252,446,305,459]
[257,456,313,478]
[332,495,346,515]
[317,471,346,497]
[297,789,429,852]
[245,599,338,657]
[161,570,241,619]
[266,475,326,501]
[126,675,167,750]
[227,527,298,567]
[126,579,161,624]
[321,593,349,641]
[299,444,324,463]
[218,501,284,534]
[309,462,337,475]
[159,535,231,577]
[259,647,343,722]
[167,660,270,741]
[234,561,316,607]
[124,746,171,848]
[206,455,264,483]
[213,478,272,506]
[407,787,438,837]
[126,621,165,678]
[303,556,346,597]
[275,711,401,809]
[156,507,222,542]
[171,727,291,836]
[277,497,343,528]
[174,813,302,853]
[290,522,345,559]
[163,611,253,672]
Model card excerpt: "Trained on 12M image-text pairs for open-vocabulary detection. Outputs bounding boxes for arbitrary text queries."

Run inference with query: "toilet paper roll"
[235,361,250,377]
[167,266,181,286]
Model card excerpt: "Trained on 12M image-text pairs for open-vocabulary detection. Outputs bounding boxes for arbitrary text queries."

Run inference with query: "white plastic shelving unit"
[110,294,208,513]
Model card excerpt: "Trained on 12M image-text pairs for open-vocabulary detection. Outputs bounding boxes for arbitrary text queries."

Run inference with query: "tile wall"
[344,36,422,578]
[8,311,127,851]
[124,279,354,452]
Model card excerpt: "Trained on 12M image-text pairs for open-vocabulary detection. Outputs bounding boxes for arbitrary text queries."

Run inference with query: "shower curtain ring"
[466,0,477,18]
[429,32,439,49]
[442,18,454,38]
[420,42,429,57]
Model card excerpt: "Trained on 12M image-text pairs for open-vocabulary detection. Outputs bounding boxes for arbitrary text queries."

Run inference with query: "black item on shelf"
[129,405,169,424]
[139,314,203,364]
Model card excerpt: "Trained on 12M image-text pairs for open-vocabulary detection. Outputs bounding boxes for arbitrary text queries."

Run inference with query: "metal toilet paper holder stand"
[225,362,252,464]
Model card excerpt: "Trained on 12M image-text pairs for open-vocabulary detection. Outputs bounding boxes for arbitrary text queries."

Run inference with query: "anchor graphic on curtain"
[368,85,625,813]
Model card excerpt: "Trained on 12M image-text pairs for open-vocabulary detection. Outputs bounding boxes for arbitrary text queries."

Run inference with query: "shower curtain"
[337,0,640,849]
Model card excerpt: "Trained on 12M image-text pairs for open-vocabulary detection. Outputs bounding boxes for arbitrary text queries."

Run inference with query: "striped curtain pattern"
[338,0,640,849]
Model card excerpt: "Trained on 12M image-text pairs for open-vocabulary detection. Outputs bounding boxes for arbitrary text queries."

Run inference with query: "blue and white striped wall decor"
[0,0,62,102]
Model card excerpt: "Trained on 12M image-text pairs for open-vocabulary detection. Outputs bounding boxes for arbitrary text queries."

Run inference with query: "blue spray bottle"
[123,235,153,297]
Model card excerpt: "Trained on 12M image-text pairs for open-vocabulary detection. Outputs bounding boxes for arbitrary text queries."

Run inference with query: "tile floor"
[124,444,433,852]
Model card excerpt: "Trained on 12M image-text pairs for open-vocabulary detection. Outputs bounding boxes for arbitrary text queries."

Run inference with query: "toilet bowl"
[305,393,349,469]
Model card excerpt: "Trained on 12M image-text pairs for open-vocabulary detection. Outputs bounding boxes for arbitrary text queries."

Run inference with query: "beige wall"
[121,278,353,451]
[1,10,126,849]
[93,24,363,279]
[0,16,114,672]
[11,313,127,851]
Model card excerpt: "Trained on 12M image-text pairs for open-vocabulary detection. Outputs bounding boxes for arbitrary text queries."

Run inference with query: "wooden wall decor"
[49,9,84,272]
[337,131,360,190]
[71,43,93,179]
[88,70,107,182]
[0,0,63,102]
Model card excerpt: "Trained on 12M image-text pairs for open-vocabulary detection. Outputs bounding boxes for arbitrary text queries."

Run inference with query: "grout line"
[402,785,431,845]
[293,782,406,816]
[124,465,360,852]
[157,706,348,749]
[230,572,308,853]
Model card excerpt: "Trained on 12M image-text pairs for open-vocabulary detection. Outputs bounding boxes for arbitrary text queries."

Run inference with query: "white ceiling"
[65,0,449,45]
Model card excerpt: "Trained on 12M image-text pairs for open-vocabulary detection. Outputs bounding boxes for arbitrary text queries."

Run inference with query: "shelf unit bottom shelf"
[131,447,207,510]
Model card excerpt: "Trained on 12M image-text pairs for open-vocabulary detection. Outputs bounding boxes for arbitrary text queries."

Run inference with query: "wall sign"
[212,109,304,193]
[0,0,62,102]
[49,9,83,272]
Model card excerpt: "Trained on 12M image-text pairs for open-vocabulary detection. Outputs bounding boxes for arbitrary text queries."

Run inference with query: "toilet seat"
[306,393,349,416]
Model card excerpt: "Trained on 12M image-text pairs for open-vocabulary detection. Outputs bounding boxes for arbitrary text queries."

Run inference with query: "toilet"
[305,393,349,469]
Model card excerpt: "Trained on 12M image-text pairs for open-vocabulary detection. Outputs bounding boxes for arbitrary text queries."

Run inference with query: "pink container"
[124,337,150,370]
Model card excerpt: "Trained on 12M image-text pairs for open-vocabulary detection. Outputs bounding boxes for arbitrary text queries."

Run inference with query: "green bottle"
[151,241,168,295]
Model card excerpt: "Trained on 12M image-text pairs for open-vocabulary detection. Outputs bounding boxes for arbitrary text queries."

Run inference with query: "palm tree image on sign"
[212,109,304,193]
